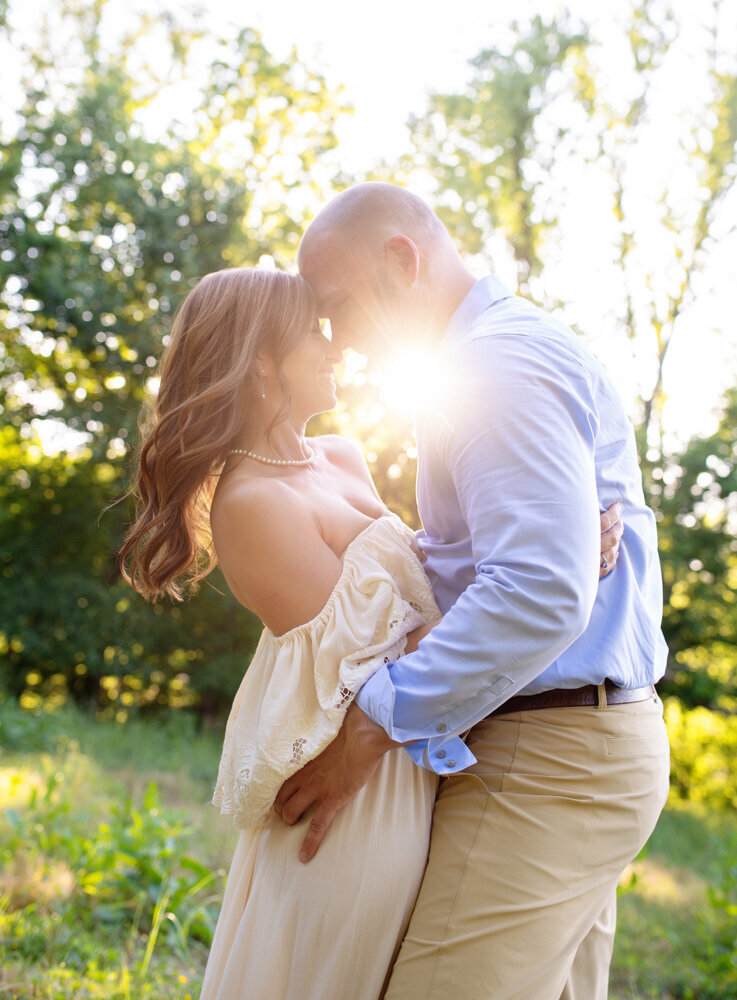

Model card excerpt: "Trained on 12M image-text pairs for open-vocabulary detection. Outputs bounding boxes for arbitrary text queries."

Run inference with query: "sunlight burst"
[376,347,448,416]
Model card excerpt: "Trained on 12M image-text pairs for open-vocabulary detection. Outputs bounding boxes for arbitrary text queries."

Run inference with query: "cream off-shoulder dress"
[199,512,442,1000]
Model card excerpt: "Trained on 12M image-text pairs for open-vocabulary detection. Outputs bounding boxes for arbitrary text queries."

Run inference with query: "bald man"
[274,183,670,1000]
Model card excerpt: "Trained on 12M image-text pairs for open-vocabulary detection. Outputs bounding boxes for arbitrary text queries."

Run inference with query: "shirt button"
[446,760,456,768]
[436,750,446,759]
[436,723,447,733]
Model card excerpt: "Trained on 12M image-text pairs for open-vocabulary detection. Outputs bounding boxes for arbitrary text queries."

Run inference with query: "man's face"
[298,236,399,361]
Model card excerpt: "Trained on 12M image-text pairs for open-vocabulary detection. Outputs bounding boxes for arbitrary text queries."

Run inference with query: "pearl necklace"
[228,443,316,467]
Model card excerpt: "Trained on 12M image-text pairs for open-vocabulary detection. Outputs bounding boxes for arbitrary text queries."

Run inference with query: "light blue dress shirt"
[355,275,668,774]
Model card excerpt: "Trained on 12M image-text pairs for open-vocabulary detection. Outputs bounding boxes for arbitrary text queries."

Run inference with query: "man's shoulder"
[452,296,610,390]
[446,297,637,445]
[466,296,579,351]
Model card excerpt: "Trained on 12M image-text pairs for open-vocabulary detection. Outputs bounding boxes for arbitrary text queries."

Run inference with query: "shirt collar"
[441,274,514,347]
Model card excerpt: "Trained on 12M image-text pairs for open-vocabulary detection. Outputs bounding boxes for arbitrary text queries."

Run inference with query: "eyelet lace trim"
[210,518,440,830]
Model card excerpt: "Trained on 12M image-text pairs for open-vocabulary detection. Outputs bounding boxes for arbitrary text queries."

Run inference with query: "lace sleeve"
[210,521,439,829]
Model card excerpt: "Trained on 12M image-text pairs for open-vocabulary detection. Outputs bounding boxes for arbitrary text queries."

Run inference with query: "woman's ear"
[252,353,274,402]
[384,235,421,286]
[253,353,274,380]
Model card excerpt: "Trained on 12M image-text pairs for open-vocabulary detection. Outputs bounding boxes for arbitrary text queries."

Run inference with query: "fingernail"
[299,851,308,863]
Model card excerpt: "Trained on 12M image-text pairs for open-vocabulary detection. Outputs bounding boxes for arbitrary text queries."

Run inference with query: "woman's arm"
[599,502,623,577]
[404,620,438,655]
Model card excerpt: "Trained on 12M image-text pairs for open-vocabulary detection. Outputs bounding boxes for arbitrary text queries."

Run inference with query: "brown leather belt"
[485,679,655,719]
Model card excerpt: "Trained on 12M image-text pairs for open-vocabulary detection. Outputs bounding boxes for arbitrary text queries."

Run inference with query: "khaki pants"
[384,690,670,1000]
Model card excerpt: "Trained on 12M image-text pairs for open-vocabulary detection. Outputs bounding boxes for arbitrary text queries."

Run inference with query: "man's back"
[416,276,668,695]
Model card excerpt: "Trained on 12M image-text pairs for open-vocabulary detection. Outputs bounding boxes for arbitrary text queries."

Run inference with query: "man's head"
[297,182,474,358]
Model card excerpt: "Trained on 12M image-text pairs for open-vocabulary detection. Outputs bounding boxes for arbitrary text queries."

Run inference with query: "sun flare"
[375,347,448,416]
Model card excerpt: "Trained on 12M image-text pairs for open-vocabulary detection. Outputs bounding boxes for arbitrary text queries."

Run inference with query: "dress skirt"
[199,747,438,1000]
[200,514,442,1000]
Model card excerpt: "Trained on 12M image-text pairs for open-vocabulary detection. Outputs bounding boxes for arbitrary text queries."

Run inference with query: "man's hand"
[599,501,623,578]
[273,702,400,863]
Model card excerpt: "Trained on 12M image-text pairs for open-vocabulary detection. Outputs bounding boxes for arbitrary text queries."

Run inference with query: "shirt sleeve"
[355,333,602,773]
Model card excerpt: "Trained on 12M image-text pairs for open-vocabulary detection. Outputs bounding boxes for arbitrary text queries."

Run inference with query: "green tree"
[395,1,737,705]
[403,14,588,295]
[400,1,736,439]
[0,424,265,720]
[0,0,347,454]
[652,387,737,708]
[0,1,350,715]
[576,0,737,452]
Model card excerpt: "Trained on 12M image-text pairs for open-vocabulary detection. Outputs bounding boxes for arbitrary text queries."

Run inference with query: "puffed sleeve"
[210,515,440,829]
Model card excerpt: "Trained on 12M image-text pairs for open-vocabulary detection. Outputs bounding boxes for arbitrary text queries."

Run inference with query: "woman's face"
[277,320,342,419]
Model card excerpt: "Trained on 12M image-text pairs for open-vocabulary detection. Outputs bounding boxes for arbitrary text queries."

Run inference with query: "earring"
[260,379,267,400]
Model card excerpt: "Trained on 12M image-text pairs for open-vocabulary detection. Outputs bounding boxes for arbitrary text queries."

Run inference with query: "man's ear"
[384,235,420,286]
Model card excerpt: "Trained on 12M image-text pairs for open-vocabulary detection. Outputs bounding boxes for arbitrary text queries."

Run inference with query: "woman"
[120,267,441,1000]
[119,267,619,1000]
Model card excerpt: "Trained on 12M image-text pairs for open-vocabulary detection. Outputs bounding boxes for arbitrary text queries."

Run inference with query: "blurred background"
[1,0,736,997]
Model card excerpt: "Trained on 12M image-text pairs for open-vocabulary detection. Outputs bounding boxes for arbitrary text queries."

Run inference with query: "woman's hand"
[274,702,399,863]
[599,502,623,578]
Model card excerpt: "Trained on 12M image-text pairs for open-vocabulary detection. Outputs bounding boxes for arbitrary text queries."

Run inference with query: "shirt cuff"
[354,664,395,731]
[355,667,478,774]
[403,736,477,774]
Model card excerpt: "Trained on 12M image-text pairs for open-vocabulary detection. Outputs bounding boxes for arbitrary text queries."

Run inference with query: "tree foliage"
[0,1,347,454]
[651,388,737,706]
[405,15,588,293]
[0,3,350,716]
[403,0,737,440]
[399,0,737,707]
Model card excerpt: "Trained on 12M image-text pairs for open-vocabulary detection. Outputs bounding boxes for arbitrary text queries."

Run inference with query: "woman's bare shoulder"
[312,433,367,471]
[211,474,308,538]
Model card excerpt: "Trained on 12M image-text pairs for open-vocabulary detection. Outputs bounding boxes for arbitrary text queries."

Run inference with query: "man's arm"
[356,334,601,753]
[275,333,602,858]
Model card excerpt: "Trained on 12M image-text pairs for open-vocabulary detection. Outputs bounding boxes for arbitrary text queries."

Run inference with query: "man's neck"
[427,266,477,346]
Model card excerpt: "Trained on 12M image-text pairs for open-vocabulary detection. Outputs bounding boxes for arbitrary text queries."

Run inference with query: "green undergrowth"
[0,701,237,999]
[1,699,736,999]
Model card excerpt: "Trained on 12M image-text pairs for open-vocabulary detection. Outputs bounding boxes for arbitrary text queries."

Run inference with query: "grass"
[611,807,737,999]
[0,701,238,999]
[1,699,736,999]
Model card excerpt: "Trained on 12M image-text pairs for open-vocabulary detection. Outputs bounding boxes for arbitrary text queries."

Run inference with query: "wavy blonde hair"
[119,267,316,602]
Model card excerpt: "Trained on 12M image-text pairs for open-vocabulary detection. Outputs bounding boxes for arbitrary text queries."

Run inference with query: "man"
[275,182,670,999]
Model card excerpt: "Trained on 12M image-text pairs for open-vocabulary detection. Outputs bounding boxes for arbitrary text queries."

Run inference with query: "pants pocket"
[606,734,669,757]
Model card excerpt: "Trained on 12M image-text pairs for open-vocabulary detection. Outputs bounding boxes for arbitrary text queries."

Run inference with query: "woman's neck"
[237,418,310,460]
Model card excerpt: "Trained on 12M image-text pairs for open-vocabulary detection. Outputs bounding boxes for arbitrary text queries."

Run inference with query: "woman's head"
[119,266,329,602]
[158,267,320,440]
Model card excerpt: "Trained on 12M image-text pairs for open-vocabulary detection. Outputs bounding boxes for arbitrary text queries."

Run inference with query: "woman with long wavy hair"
[120,265,621,1000]
[120,266,443,1000]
